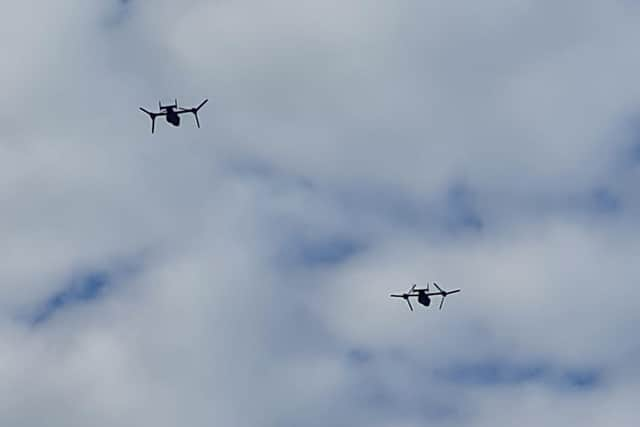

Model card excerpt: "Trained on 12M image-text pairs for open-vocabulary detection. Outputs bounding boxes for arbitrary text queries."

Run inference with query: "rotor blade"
[390,294,404,298]
[409,284,416,293]
[439,296,445,310]
[196,98,209,111]
[446,289,461,295]
[433,282,444,293]
[140,108,157,133]
[194,112,201,128]
[407,298,413,311]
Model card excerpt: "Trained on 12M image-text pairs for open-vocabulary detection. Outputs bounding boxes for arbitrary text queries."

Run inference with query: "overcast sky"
[1,1,640,426]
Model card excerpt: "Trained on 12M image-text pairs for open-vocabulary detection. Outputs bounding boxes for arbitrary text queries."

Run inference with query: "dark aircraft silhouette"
[390,282,461,311]
[139,99,208,133]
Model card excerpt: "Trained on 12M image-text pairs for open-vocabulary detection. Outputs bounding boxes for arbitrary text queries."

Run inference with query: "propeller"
[405,284,416,311]
[432,282,461,310]
[195,98,209,111]
[191,99,208,128]
[139,107,157,133]
[433,282,444,293]
[390,284,417,311]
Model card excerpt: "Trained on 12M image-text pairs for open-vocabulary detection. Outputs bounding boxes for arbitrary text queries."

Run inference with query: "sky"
[1,0,640,425]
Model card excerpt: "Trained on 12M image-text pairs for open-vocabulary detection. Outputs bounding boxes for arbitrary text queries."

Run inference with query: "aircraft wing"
[393,291,461,298]
[139,108,168,117]
[422,290,461,296]
[176,99,208,115]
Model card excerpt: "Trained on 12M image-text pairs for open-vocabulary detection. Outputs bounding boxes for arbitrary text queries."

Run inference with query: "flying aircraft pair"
[141,101,462,313]
[390,282,460,311]
[139,99,208,133]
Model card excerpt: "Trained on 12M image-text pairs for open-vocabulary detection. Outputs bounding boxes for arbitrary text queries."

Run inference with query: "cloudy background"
[1,0,640,425]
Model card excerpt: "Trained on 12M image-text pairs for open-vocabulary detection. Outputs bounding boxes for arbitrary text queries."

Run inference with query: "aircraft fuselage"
[418,291,431,307]
[164,108,180,126]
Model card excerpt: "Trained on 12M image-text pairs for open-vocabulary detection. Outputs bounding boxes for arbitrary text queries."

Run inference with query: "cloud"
[1,1,640,426]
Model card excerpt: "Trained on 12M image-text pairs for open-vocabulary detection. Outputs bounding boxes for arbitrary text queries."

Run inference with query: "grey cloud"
[1,1,640,427]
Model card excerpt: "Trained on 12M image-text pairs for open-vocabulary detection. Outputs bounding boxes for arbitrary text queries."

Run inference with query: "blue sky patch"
[444,184,484,232]
[560,369,602,390]
[347,348,374,365]
[31,270,111,325]
[438,359,603,391]
[297,236,363,266]
[29,253,146,325]
[586,187,620,215]
[276,234,365,270]
[103,0,132,27]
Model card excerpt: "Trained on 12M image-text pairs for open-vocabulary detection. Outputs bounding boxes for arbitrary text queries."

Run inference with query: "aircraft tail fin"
[159,100,178,110]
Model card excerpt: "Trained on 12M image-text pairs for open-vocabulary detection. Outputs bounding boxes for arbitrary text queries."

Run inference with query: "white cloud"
[1,1,640,426]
